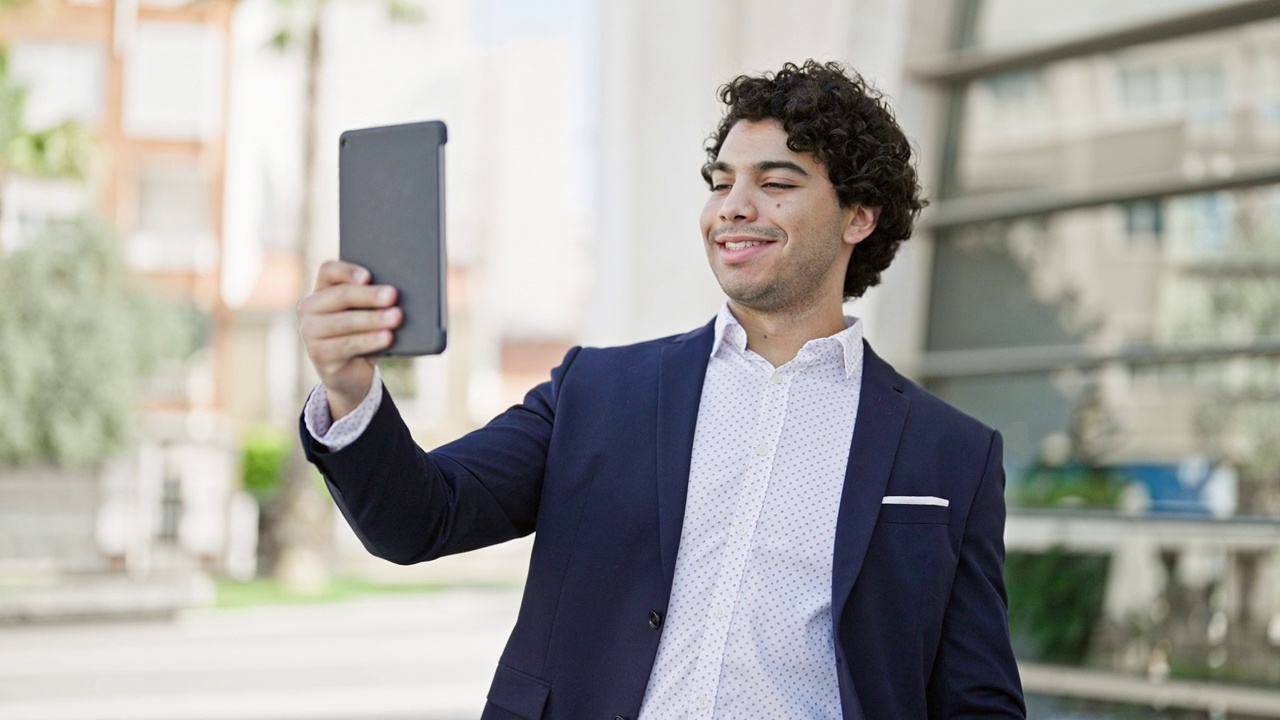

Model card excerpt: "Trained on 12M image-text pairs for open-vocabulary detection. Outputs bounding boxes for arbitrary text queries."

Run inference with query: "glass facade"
[953,21,1280,199]
[928,187,1280,356]
[915,0,1280,708]
[969,0,1246,53]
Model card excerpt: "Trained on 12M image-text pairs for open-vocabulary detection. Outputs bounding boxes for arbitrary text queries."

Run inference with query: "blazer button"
[648,610,662,629]
[615,716,627,720]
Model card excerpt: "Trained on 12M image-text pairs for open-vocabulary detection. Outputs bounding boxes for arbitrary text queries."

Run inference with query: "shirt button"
[756,444,768,456]
[770,372,783,384]
[696,697,709,710]
[735,523,748,536]
[714,607,726,619]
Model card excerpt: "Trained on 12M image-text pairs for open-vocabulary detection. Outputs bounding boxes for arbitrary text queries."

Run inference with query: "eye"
[763,182,795,190]
[710,181,732,192]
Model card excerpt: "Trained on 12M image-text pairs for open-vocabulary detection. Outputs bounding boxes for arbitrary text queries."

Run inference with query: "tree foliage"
[0,49,93,180]
[0,219,193,466]
[0,8,189,468]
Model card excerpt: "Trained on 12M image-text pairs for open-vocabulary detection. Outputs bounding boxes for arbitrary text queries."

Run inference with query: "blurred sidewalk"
[0,571,215,624]
[0,586,522,720]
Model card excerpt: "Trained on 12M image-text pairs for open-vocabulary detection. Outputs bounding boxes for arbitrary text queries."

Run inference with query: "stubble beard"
[711,220,845,316]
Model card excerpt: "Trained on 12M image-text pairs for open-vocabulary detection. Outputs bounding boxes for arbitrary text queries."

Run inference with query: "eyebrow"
[707,160,811,177]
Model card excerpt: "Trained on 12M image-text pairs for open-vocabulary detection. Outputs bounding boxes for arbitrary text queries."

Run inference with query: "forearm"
[302,389,456,563]
[299,349,575,565]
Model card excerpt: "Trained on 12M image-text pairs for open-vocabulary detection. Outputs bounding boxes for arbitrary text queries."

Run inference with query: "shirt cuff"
[303,367,385,452]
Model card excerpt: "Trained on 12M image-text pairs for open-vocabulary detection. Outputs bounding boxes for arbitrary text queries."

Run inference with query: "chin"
[724,288,784,313]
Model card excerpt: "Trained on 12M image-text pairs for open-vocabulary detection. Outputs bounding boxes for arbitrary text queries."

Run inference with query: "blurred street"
[0,587,522,720]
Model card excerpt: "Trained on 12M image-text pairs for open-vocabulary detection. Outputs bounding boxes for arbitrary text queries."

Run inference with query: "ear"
[842,205,880,247]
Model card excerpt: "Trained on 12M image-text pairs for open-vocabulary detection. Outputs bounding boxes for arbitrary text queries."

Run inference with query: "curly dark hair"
[703,60,927,299]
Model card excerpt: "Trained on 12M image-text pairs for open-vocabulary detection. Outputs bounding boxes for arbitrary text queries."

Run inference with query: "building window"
[1123,200,1164,240]
[128,162,217,271]
[1118,65,1161,110]
[0,177,92,252]
[123,21,225,140]
[1180,61,1227,125]
[4,41,106,129]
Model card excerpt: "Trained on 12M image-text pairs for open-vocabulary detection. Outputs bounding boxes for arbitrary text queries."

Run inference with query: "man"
[298,60,1026,719]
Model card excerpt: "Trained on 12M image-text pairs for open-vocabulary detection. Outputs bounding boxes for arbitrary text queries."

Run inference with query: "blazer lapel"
[831,343,910,614]
[655,321,714,595]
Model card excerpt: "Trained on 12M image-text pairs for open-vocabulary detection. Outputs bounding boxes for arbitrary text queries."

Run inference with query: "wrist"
[325,379,372,420]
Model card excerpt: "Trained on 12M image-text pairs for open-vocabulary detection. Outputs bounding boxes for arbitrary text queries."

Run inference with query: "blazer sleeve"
[299,347,582,565]
[930,430,1027,719]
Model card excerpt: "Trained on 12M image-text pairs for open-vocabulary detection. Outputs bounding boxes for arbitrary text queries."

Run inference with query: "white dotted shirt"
[638,304,863,720]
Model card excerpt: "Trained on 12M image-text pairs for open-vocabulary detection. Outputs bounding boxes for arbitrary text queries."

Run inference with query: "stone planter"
[0,466,106,575]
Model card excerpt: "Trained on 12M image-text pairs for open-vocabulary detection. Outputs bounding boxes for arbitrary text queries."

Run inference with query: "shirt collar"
[711,302,864,380]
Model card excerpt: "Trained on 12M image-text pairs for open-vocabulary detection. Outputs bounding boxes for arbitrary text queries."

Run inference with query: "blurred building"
[903,0,1280,707]
[0,0,249,590]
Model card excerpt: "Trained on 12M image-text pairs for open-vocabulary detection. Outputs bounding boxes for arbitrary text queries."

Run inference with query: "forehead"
[714,119,819,171]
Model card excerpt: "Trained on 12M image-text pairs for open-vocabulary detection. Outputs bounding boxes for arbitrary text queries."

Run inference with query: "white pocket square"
[882,495,949,508]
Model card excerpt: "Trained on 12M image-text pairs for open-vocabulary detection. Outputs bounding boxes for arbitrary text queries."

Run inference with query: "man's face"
[701,119,873,316]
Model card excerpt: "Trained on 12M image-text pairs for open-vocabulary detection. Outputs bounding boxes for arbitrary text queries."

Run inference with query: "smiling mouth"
[722,240,770,250]
[714,237,777,264]
[712,225,784,249]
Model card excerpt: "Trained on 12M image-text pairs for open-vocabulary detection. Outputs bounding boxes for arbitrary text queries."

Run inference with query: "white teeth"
[724,241,764,250]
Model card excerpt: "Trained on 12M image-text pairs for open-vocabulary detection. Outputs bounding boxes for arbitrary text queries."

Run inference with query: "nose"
[717,183,757,223]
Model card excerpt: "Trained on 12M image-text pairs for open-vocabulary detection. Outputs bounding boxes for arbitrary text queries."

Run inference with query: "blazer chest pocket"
[878,503,950,525]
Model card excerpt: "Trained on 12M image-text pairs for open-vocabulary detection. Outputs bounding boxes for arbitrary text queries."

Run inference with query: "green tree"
[0,47,94,214]
[0,6,189,468]
[0,220,191,466]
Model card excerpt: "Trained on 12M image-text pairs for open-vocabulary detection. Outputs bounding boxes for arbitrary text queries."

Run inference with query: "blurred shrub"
[1006,548,1110,664]
[241,424,289,502]
[378,356,417,398]
[1005,461,1121,665]
[0,219,193,466]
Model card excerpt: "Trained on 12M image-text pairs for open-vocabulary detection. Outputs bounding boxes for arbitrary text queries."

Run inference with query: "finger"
[308,330,395,368]
[314,260,372,291]
[300,283,398,316]
[301,307,402,342]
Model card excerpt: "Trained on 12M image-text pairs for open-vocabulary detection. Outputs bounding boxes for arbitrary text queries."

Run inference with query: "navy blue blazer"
[302,320,1026,720]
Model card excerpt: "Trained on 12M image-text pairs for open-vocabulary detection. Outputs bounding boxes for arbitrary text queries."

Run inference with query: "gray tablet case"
[339,120,447,355]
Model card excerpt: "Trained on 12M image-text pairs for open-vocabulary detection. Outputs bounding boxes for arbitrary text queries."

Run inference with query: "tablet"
[339,120,448,355]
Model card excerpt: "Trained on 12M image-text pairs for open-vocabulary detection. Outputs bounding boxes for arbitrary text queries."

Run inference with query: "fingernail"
[383,309,397,322]
[353,269,369,283]
[378,287,393,302]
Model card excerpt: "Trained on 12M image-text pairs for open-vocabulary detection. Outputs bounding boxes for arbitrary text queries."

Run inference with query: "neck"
[728,298,848,368]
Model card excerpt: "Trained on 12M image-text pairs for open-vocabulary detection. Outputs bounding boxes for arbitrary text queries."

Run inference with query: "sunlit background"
[2,0,1280,718]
